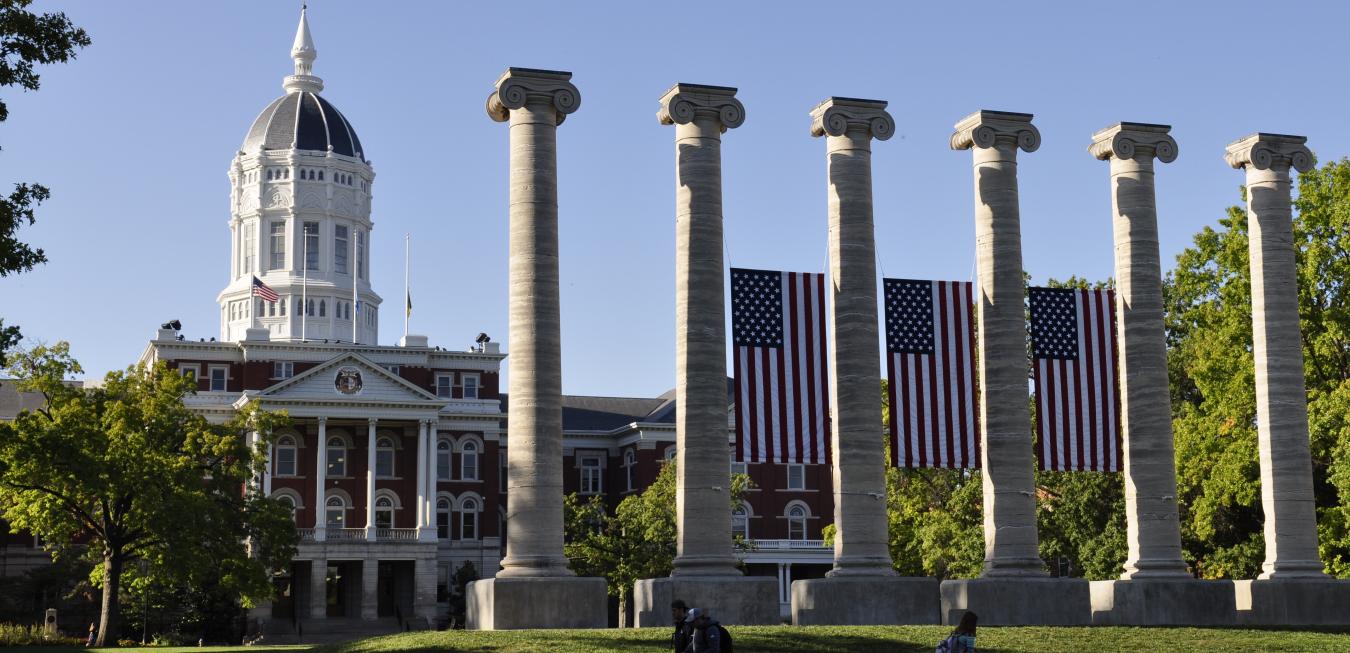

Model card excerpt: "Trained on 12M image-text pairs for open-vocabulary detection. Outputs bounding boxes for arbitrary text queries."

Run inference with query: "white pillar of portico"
[1225,133,1325,579]
[314,417,328,542]
[261,435,272,497]
[365,417,378,541]
[416,419,435,541]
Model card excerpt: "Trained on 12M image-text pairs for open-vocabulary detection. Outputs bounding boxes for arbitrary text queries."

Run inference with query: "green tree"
[563,461,750,627]
[0,1,90,364]
[1165,158,1350,578]
[0,343,297,646]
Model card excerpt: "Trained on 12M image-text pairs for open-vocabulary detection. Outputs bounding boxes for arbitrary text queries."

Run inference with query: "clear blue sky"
[5,0,1349,397]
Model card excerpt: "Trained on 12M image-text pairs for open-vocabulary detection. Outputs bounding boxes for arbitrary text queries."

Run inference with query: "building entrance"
[326,562,359,617]
[376,561,415,622]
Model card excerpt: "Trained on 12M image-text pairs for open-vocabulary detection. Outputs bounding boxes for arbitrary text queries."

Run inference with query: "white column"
[1089,123,1189,579]
[811,97,897,578]
[425,424,436,530]
[365,417,378,541]
[951,110,1044,576]
[487,68,581,578]
[417,420,435,541]
[260,431,273,497]
[659,83,746,577]
[1225,133,1326,578]
[314,417,328,542]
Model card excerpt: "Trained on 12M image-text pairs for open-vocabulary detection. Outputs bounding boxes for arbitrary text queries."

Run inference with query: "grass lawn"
[8,626,1350,652]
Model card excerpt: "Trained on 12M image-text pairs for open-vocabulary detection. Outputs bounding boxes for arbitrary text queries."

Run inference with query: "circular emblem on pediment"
[335,367,363,395]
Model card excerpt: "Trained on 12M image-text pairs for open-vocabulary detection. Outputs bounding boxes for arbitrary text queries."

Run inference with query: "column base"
[1089,579,1236,625]
[466,577,607,630]
[1235,578,1350,626]
[940,577,1090,625]
[791,576,939,625]
[633,576,779,626]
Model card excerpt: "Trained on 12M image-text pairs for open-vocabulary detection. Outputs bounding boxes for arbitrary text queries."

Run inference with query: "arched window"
[374,496,394,529]
[787,504,808,541]
[267,169,273,181]
[318,170,324,181]
[327,437,347,476]
[663,447,676,463]
[275,494,297,523]
[319,300,326,317]
[274,435,297,476]
[280,297,287,316]
[326,495,346,528]
[461,442,479,480]
[732,503,750,540]
[284,169,290,179]
[436,497,452,539]
[376,437,395,477]
[460,498,479,540]
[436,440,451,480]
[624,449,637,492]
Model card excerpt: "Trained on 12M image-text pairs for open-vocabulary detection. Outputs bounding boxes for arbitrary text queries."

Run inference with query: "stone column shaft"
[314,417,327,540]
[1090,123,1189,578]
[1225,133,1325,578]
[309,558,327,619]
[415,421,427,529]
[488,68,580,578]
[811,98,896,576]
[365,418,377,540]
[660,83,746,577]
[951,110,1043,577]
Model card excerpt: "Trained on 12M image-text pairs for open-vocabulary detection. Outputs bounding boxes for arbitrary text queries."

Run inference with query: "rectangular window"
[436,444,450,480]
[178,364,198,381]
[334,225,348,274]
[326,506,344,529]
[328,445,346,477]
[276,447,296,476]
[435,374,453,398]
[304,222,319,271]
[242,223,256,276]
[436,511,449,539]
[273,361,294,379]
[579,455,602,495]
[384,365,401,376]
[462,374,480,399]
[208,366,228,392]
[376,450,394,478]
[356,231,366,280]
[786,464,805,490]
[730,461,748,477]
[269,221,286,270]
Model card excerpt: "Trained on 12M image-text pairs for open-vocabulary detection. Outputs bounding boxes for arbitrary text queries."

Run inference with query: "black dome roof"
[242,92,365,161]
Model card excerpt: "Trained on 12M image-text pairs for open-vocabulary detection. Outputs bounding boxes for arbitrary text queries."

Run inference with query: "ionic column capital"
[316,416,328,425]
[950,109,1040,152]
[1225,133,1313,173]
[1089,122,1177,163]
[810,97,894,141]
[657,83,745,132]
[486,67,581,125]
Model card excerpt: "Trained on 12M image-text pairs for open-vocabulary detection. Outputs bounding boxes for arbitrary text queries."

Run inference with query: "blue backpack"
[935,634,972,653]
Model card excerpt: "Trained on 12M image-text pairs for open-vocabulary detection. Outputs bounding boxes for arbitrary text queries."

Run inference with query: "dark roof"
[242,92,365,160]
[501,378,735,431]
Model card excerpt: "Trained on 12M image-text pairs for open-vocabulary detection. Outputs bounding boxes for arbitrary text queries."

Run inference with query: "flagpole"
[403,233,410,339]
[301,226,308,342]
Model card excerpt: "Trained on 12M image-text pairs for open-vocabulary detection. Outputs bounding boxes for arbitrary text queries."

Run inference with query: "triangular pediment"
[257,353,441,404]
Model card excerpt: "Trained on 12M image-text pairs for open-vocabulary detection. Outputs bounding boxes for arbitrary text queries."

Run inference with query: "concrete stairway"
[255,616,426,645]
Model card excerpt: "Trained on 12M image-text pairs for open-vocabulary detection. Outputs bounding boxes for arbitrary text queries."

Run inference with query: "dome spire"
[283,5,324,93]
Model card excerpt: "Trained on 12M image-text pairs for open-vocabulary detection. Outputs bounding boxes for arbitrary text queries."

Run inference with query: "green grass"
[7,626,1350,653]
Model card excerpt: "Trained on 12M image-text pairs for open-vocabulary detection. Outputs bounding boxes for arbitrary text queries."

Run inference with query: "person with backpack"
[671,599,692,652]
[935,611,977,653]
[682,608,732,653]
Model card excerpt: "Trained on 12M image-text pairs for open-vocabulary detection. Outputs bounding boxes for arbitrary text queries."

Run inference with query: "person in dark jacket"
[671,599,692,652]
[683,608,722,653]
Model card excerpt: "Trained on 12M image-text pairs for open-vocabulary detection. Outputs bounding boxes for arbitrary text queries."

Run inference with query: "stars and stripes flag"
[251,276,279,302]
[885,279,980,468]
[1029,287,1121,472]
[730,268,830,464]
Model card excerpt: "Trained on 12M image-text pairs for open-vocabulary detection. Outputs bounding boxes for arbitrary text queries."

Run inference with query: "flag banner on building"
[406,291,412,317]
[884,278,979,469]
[730,267,830,464]
[251,276,278,302]
[1029,287,1121,472]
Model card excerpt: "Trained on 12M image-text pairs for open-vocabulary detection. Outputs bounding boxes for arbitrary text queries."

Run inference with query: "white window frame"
[786,503,809,541]
[461,373,480,399]
[436,497,452,539]
[273,361,294,380]
[374,495,395,529]
[274,435,298,477]
[730,460,748,477]
[268,220,286,271]
[435,374,453,398]
[178,364,199,381]
[303,221,320,271]
[459,497,479,540]
[623,449,637,492]
[578,453,603,495]
[325,495,347,529]
[275,494,298,523]
[327,436,347,477]
[334,224,349,275]
[786,463,806,491]
[375,437,396,478]
[207,365,229,392]
[460,441,479,481]
[732,503,750,540]
[436,439,452,481]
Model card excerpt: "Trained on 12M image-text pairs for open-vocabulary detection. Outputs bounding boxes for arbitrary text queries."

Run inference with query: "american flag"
[730,268,830,464]
[1029,287,1121,472]
[885,279,979,469]
[251,276,279,302]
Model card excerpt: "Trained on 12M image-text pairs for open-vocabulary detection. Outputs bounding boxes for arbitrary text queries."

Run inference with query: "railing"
[378,528,419,541]
[748,539,829,550]
[296,528,314,542]
[327,528,368,541]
